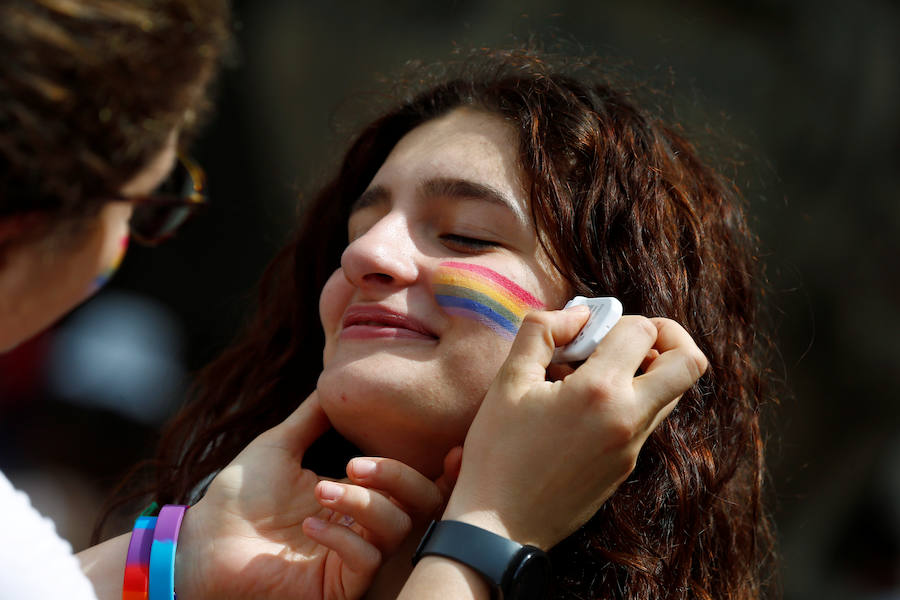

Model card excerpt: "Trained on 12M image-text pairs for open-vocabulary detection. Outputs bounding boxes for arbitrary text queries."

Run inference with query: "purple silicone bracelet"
[123,515,157,600]
[125,516,156,563]
[148,505,188,600]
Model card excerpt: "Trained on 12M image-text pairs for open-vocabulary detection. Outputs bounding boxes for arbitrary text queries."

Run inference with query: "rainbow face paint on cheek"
[90,234,129,292]
[433,261,544,340]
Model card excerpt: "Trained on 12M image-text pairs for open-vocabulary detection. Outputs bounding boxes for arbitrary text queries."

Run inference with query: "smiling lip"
[341,305,438,341]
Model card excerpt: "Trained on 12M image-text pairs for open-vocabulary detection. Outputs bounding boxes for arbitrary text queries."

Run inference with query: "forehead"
[369,108,524,210]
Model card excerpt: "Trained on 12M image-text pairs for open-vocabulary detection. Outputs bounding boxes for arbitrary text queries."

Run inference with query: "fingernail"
[351,458,377,478]
[563,304,590,314]
[304,517,326,532]
[318,481,344,501]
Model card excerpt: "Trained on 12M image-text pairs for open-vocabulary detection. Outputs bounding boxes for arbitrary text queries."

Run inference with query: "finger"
[575,315,659,384]
[546,362,575,382]
[434,446,463,500]
[644,395,680,441]
[302,516,381,576]
[347,457,444,519]
[264,391,331,458]
[639,349,661,375]
[648,318,709,374]
[633,320,707,415]
[501,306,590,387]
[315,480,413,553]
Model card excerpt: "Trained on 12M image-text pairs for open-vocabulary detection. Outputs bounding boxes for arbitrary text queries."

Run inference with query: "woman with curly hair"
[124,48,775,599]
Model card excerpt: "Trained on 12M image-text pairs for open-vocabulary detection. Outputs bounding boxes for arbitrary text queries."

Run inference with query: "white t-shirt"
[0,470,98,599]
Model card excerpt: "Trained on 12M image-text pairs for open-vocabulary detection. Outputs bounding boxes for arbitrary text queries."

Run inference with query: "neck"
[364,520,430,599]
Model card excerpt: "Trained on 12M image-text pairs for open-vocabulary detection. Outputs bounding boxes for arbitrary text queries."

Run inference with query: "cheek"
[433,261,545,340]
[81,203,132,298]
[439,319,513,405]
[319,268,353,365]
[88,235,129,294]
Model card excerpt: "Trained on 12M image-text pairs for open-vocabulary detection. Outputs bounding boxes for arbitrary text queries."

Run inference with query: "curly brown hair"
[0,0,230,223]
[108,49,778,599]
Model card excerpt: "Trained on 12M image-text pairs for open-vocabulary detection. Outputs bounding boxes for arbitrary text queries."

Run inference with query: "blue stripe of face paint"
[435,294,519,334]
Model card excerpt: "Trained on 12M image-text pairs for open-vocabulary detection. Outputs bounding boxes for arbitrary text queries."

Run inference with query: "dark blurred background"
[1,1,898,598]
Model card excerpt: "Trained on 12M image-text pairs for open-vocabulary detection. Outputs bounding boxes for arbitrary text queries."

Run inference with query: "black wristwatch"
[412,520,551,600]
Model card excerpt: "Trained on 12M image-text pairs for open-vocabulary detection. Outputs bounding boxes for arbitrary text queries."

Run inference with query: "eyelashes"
[345,210,503,253]
[439,234,501,252]
[345,232,500,252]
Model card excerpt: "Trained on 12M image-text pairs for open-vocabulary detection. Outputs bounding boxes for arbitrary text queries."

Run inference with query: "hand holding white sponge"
[551,296,623,363]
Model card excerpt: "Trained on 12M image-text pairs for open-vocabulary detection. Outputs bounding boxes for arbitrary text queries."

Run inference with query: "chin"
[316,357,478,478]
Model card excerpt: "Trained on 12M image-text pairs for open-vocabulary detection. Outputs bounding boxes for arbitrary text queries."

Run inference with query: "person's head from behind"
[168,49,772,598]
[0,0,229,351]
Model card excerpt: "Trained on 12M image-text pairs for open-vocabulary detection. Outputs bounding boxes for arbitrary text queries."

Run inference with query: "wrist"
[413,520,551,600]
[406,555,493,600]
[442,498,545,551]
[440,506,509,538]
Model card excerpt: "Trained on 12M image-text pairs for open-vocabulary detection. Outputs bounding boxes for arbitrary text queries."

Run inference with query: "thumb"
[266,391,331,459]
[500,305,590,388]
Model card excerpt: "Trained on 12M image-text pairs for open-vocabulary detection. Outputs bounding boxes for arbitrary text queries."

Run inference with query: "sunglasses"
[127,154,207,246]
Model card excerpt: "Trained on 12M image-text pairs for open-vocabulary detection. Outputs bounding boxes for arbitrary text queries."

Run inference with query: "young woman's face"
[317,108,570,477]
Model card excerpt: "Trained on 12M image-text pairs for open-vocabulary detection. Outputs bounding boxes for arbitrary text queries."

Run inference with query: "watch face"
[505,548,551,600]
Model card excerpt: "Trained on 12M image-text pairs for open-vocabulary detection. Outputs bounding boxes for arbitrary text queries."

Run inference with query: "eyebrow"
[422,177,523,219]
[351,177,525,222]
[352,185,390,213]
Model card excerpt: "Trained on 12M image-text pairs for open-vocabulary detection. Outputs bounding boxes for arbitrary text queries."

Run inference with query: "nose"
[341,212,419,290]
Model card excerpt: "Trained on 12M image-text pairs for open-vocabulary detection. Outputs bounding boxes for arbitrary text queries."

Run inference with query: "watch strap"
[412,519,542,597]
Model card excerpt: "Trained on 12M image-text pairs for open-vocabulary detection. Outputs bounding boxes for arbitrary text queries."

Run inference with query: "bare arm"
[76,533,130,600]
[400,557,491,600]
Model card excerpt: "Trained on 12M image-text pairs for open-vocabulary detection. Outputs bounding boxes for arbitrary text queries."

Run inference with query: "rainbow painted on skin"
[434,261,544,340]
[91,234,129,292]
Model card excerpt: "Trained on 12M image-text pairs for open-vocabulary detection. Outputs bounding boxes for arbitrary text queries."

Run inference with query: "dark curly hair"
[106,48,777,599]
[0,0,230,223]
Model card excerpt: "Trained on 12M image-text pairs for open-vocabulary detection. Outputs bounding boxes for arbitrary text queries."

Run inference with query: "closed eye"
[440,234,501,252]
